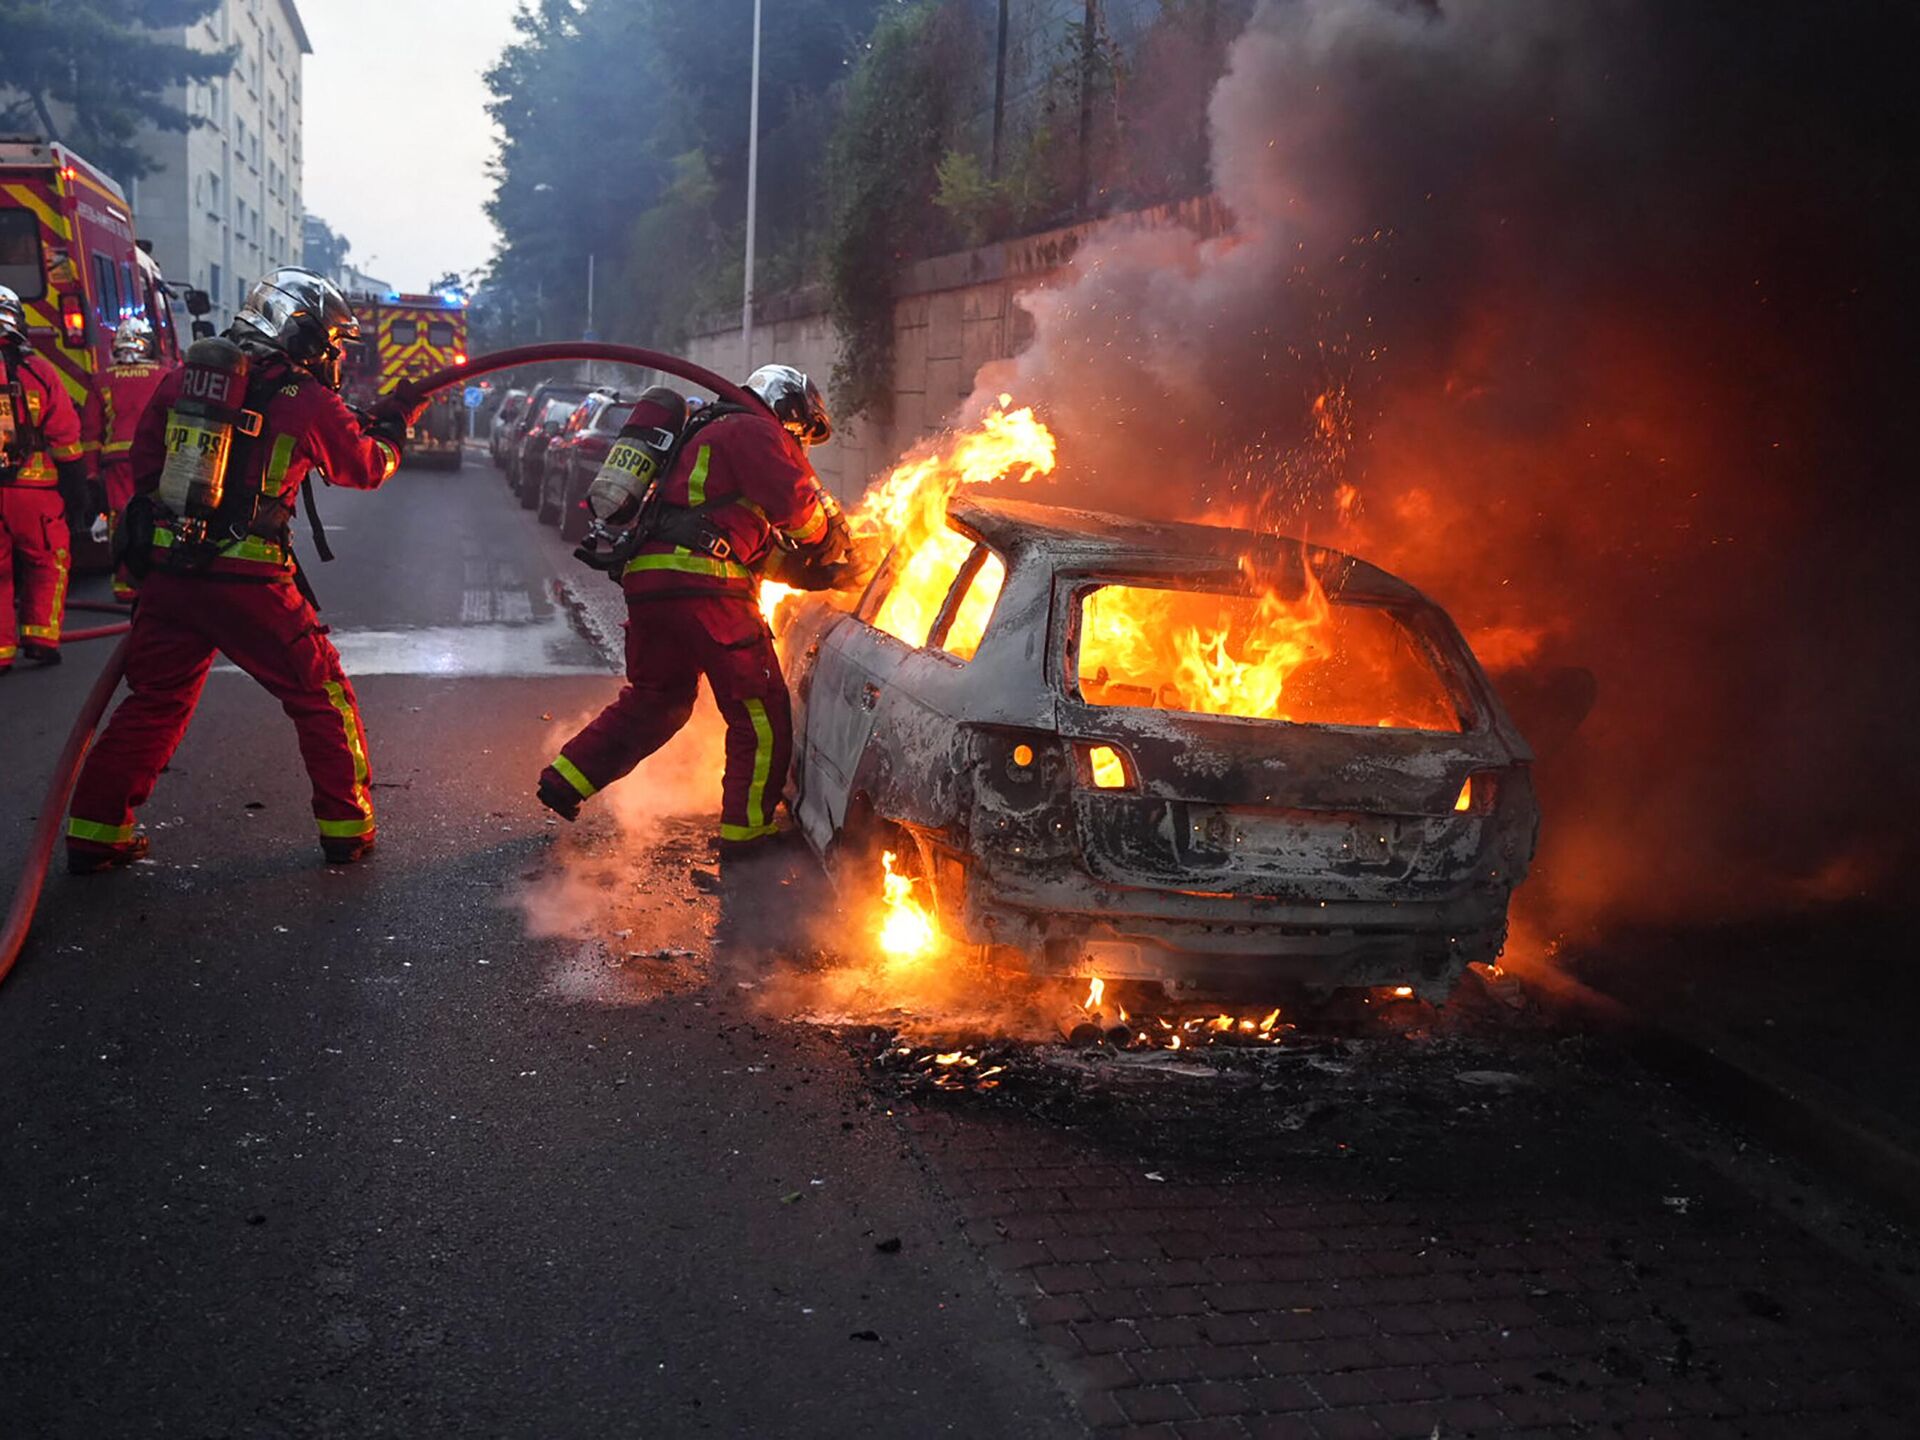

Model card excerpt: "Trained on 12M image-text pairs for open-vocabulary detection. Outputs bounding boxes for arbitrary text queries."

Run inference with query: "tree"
[0,1,235,184]
[303,215,352,279]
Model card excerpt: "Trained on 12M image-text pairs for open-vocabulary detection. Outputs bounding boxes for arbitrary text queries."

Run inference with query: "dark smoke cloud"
[982,0,1920,928]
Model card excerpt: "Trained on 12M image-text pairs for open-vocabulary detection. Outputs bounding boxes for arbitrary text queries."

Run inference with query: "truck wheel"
[447,445,465,472]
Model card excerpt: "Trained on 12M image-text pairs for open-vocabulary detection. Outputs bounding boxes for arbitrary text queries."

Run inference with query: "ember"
[1079,975,1290,1052]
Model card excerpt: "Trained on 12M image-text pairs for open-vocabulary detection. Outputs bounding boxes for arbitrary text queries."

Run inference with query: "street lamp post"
[741,0,762,369]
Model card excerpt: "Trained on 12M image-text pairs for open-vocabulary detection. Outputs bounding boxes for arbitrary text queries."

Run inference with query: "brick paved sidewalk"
[900,1039,1920,1438]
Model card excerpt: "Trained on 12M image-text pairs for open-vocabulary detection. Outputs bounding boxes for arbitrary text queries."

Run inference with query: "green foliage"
[481,0,882,355]
[0,0,235,184]
[825,1,978,419]
[302,215,351,277]
[933,149,996,247]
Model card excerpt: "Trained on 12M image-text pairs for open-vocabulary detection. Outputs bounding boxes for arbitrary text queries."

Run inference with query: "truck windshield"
[1073,581,1465,732]
[0,210,45,300]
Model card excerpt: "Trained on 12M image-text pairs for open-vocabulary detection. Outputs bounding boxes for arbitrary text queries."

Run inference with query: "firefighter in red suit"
[66,267,424,874]
[86,317,170,600]
[0,284,91,675]
[537,365,852,931]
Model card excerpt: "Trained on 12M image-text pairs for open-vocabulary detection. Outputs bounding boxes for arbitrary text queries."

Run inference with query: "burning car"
[785,491,1537,1003]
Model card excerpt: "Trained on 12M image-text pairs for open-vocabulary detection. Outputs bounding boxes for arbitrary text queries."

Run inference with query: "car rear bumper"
[952,860,1513,999]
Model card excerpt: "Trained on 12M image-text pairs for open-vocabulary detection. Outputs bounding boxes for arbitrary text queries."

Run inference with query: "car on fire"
[784,495,1538,1002]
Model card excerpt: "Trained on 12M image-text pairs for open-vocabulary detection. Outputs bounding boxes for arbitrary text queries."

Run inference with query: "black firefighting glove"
[56,459,96,534]
[366,383,430,449]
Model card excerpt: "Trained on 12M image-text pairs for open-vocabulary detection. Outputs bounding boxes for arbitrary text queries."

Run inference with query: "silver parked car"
[785,496,1538,1001]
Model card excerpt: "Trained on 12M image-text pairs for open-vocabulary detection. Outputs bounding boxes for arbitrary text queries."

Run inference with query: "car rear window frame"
[1055,571,1483,735]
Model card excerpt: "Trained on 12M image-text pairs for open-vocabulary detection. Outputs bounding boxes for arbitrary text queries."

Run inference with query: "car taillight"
[60,293,87,346]
[1454,772,1497,815]
[1077,741,1137,791]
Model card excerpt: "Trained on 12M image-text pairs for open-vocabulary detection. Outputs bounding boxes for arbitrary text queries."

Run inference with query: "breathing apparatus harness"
[120,336,333,600]
[573,394,753,578]
[0,341,49,485]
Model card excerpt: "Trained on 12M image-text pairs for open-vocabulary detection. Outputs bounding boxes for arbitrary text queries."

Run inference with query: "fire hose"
[1,342,758,988]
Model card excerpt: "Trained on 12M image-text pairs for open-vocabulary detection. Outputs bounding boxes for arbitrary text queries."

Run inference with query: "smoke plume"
[984,0,1919,930]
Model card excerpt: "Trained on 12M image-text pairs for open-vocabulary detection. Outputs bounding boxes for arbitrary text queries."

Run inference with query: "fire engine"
[342,291,468,469]
[0,137,192,406]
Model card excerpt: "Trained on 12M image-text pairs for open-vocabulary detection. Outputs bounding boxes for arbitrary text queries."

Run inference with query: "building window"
[209,262,222,305]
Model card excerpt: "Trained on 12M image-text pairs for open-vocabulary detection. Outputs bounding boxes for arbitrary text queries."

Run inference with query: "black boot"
[22,642,61,666]
[68,833,150,875]
[321,833,377,864]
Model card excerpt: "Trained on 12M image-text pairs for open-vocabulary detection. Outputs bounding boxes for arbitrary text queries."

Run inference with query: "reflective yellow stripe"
[68,817,134,845]
[102,441,133,456]
[262,434,297,496]
[783,504,828,544]
[322,679,374,829]
[45,545,69,630]
[742,697,775,830]
[552,755,597,799]
[152,527,290,566]
[719,820,779,842]
[50,441,85,461]
[686,446,710,507]
[0,644,17,661]
[21,625,59,640]
[621,551,754,582]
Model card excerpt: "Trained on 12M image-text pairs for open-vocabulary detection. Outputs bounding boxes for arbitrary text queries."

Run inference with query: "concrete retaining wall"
[682,195,1226,501]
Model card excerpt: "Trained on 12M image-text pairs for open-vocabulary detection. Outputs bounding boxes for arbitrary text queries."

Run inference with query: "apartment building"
[132,0,310,329]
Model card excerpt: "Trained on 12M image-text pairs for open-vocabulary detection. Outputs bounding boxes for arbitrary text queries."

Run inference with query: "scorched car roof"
[946,494,1426,604]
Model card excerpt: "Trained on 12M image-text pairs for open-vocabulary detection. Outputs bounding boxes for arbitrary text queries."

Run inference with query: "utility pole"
[584,252,596,340]
[990,0,1011,180]
[741,0,763,368]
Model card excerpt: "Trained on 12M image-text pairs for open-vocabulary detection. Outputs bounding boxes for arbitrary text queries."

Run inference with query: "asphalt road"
[0,454,1073,1439]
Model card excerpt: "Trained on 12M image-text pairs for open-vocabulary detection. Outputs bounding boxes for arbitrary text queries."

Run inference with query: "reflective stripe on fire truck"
[551,755,598,799]
[67,817,135,846]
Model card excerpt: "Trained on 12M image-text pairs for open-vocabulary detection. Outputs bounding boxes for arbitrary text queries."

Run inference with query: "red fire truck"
[342,291,468,469]
[0,137,191,407]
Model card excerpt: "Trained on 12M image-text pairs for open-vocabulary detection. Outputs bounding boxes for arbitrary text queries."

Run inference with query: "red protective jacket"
[131,352,401,578]
[1,344,85,487]
[620,408,830,600]
[91,359,169,511]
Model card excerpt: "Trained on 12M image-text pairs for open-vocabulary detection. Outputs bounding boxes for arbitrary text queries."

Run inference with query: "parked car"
[509,383,592,506]
[539,391,633,537]
[488,388,528,466]
[784,495,1539,1003]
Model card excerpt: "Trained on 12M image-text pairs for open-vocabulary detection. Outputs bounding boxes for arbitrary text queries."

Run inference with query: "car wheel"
[519,468,540,509]
[537,482,560,525]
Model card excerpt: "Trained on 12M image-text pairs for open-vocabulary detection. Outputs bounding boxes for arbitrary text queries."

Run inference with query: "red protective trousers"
[67,572,375,852]
[548,595,792,843]
[0,486,70,668]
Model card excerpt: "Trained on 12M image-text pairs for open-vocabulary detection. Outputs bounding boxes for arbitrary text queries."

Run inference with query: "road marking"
[215,621,614,677]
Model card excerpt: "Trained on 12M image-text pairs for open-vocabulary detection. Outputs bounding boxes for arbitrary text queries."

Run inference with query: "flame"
[759,579,800,627]
[1084,975,1105,1011]
[1088,745,1128,789]
[876,850,937,960]
[862,398,1055,651]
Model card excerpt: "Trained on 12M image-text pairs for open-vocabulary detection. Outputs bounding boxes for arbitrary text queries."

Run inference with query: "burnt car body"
[786,496,1538,1000]
[538,390,632,538]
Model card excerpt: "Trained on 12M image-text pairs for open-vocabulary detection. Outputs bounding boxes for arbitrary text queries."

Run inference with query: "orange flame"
[876,850,937,961]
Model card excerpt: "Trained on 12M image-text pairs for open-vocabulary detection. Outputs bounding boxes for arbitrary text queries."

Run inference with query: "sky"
[300,0,525,292]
